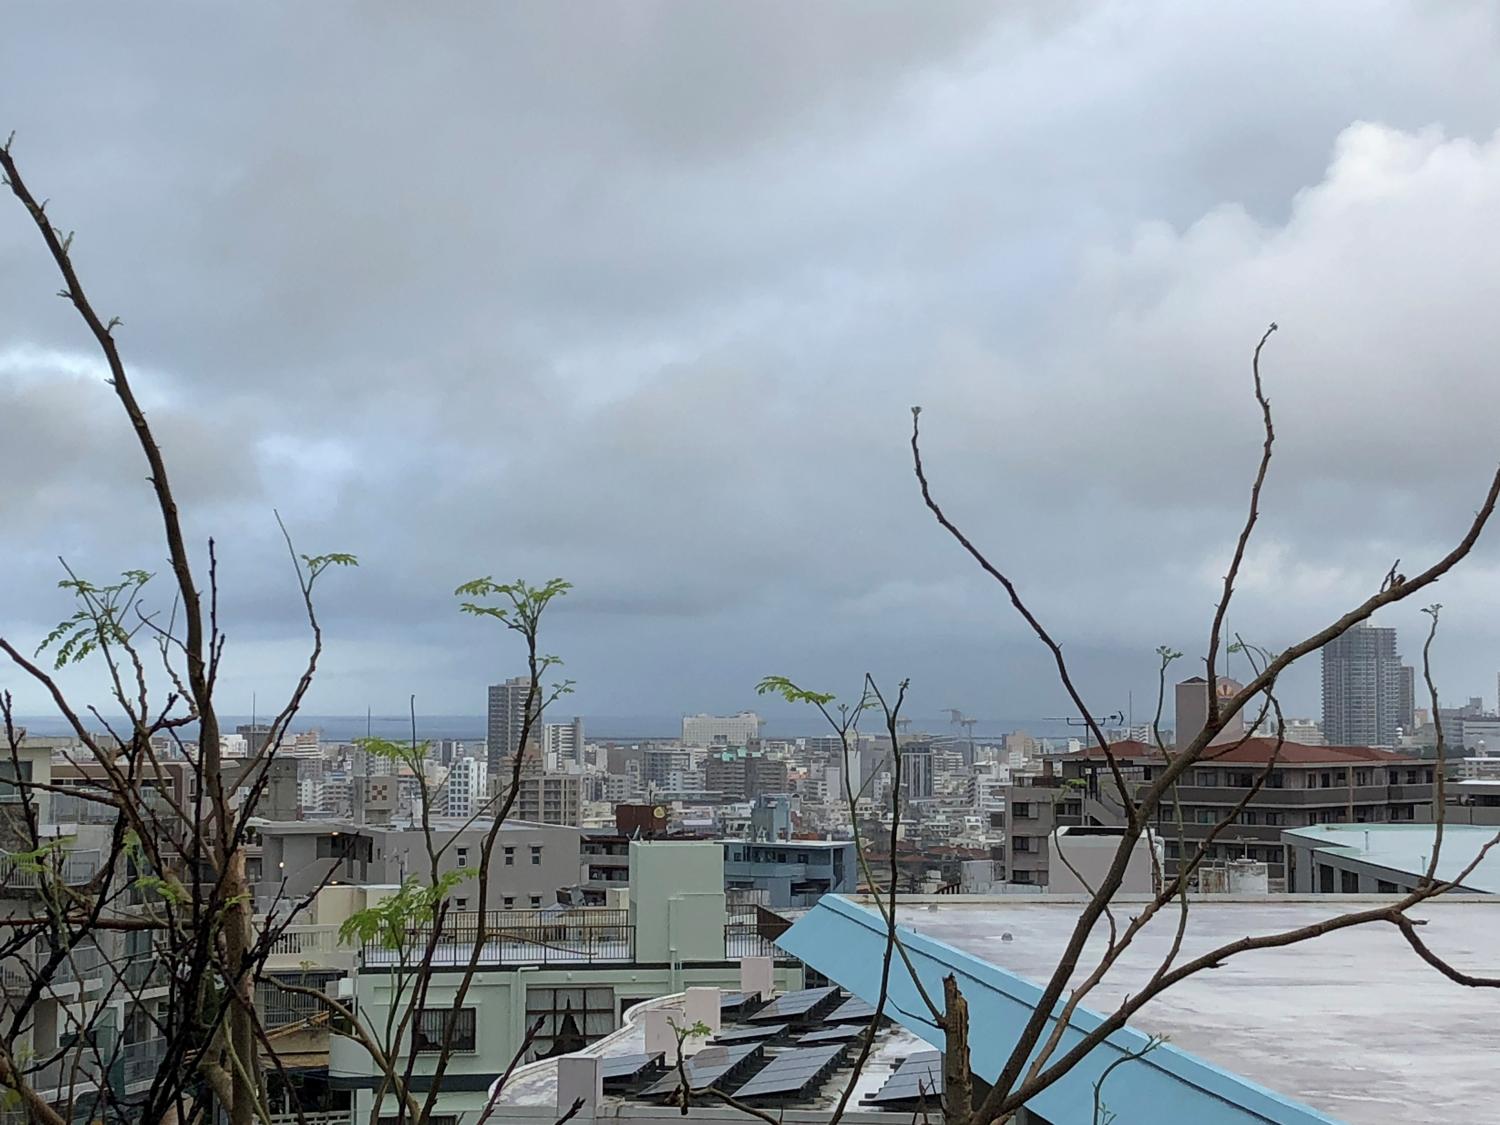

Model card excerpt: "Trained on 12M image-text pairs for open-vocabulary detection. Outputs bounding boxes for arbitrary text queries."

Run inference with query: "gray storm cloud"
[3,2,1500,722]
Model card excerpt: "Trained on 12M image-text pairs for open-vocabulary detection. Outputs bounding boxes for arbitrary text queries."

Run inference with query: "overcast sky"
[5,2,1500,729]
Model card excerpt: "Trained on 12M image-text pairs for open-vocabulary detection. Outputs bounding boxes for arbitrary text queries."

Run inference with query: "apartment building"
[681,711,762,747]
[705,749,789,801]
[253,817,581,913]
[331,841,802,1123]
[1003,739,1434,887]
[722,840,856,907]
[1,737,171,1120]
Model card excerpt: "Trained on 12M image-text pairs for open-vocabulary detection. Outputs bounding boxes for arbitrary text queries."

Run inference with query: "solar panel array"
[640,1042,763,1099]
[797,1024,865,1045]
[713,1022,788,1045]
[825,996,877,1024]
[863,1052,944,1107]
[730,1043,847,1102]
[746,985,840,1024]
[600,1053,664,1088]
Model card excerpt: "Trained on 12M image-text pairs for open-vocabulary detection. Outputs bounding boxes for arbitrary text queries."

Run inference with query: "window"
[529,895,542,908]
[1318,864,1334,893]
[1263,811,1284,827]
[1011,836,1033,853]
[503,896,515,909]
[454,897,468,912]
[0,759,32,802]
[412,1008,476,1053]
[531,845,542,866]
[1377,880,1398,893]
[1340,869,1360,894]
[1012,802,1033,819]
[524,987,616,1059]
[456,846,469,868]
[503,846,515,866]
[1197,808,1217,825]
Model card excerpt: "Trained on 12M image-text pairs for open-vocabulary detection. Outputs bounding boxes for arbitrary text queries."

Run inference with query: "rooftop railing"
[360,907,634,967]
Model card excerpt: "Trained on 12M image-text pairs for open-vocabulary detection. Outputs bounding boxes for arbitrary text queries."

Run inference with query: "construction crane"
[946,709,978,763]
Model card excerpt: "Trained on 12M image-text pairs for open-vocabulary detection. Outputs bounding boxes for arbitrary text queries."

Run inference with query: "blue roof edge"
[776,896,1343,1125]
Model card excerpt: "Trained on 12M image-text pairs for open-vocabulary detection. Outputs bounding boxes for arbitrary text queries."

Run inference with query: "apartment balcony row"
[0,848,102,893]
[49,791,184,826]
[17,1035,164,1100]
[0,942,106,994]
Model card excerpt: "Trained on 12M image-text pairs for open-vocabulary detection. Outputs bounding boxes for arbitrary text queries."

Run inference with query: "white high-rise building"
[445,754,489,818]
[542,716,585,768]
[681,711,761,747]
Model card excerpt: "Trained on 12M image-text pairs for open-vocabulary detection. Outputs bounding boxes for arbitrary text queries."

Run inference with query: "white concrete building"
[445,754,489,818]
[681,711,762,747]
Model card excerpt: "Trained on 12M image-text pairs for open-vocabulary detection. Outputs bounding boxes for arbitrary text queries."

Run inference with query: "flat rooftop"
[495,990,931,1114]
[1284,823,1500,893]
[860,894,1500,1124]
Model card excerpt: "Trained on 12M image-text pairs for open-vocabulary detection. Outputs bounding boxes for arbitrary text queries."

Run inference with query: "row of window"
[450,894,545,911]
[454,844,544,867]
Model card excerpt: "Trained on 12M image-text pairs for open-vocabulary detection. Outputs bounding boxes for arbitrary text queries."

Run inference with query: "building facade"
[1002,739,1435,887]
[488,676,541,770]
[1174,676,1246,750]
[721,839,856,907]
[1321,622,1406,747]
[681,712,761,747]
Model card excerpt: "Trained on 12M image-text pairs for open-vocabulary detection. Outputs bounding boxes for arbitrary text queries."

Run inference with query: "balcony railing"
[123,954,167,990]
[0,848,103,892]
[360,908,634,967]
[120,1037,166,1087]
[51,790,181,824]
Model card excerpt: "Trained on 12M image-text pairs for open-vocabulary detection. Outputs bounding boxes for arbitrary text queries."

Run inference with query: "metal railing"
[51,790,180,824]
[123,954,166,990]
[264,923,344,958]
[360,907,634,966]
[0,848,103,891]
[120,1037,166,1087]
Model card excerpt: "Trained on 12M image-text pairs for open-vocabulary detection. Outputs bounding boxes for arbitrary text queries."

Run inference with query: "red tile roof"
[1075,738,1419,765]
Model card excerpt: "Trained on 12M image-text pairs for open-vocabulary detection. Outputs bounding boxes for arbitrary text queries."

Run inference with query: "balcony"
[0,848,102,893]
[119,1037,166,1088]
[257,922,355,972]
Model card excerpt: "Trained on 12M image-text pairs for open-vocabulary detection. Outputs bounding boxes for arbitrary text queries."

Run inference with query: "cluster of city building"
[3,617,1496,1123]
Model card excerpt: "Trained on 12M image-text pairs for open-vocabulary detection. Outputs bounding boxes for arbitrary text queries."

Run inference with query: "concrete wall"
[630,841,725,961]
[1048,828,1160,895]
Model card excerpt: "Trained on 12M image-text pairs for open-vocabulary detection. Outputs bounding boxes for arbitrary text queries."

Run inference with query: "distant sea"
[12,713,1086,743]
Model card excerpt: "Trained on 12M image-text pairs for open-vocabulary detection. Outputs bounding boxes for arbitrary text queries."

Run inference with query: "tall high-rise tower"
[1321,622,1403,747]
[487,676,540,771]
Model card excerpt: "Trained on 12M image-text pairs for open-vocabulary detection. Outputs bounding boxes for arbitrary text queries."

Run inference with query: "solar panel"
[712,1022,788,1044]
[746,986,840,1024]
[601,1052,664,1086]
[797,1025,865,1045]
[864,1053,944,1106]
[730,1044,847,1102]
[826,996,878,1024]
[640,1042,763,1099]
